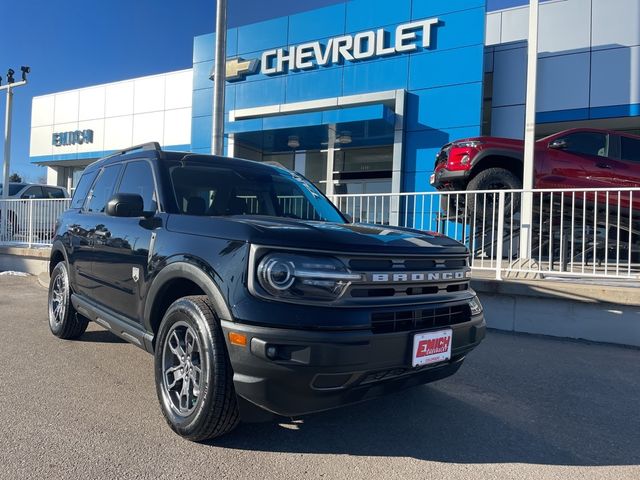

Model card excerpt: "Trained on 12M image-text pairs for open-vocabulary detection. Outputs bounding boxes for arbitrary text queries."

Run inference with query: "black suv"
[48,143,486,441]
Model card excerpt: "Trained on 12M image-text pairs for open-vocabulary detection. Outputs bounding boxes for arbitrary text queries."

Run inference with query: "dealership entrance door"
[226,90,405,199]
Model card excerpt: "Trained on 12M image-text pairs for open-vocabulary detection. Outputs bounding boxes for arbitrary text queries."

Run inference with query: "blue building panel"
[288,4,346,44]
[237,17,289,55]
[409,44,485,91]
[193,30,239,64]
[191,115,213,149]
[192,60,214,91]
[406,82,484,131]
[434,8,486,51]
[285,68,343,103]
[192,88,213,118]
[342,56,409,96]
[345,0,412,33]
[412,0,486,19]
[234,77,286,109]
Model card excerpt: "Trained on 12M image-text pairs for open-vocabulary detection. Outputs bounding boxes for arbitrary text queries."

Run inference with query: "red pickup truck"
[430,128,640,192]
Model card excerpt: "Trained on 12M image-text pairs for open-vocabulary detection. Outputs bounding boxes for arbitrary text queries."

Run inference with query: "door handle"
[596,163,612,169]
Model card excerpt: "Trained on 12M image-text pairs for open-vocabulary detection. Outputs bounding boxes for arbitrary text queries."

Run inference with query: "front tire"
[48,262,89,339]
[466,167,522,219]
[154,296,239,441]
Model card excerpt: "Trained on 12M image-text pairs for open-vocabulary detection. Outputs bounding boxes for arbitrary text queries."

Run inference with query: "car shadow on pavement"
[212,383,637,467]
[77,329,127,344]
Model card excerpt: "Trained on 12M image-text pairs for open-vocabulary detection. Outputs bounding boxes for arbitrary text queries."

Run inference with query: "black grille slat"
[348,257,466,271]
[349,283,467,298]
[371,304,470,334]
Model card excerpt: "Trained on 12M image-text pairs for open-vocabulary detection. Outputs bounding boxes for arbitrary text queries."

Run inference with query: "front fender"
[143,260,233,335]
[471,148,524,168]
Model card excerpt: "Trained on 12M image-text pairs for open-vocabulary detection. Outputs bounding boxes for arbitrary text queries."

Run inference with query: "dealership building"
[29,0,640,194]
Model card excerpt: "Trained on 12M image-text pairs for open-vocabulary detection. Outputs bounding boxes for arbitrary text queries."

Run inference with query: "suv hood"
[166,215,468,255]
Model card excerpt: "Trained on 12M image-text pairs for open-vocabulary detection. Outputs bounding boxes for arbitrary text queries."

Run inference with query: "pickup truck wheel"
[48,262,89,339]
[466,168,522,219]
[154,296,239,441]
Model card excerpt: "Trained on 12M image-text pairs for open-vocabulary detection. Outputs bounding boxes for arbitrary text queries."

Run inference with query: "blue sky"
[0,0,526,181]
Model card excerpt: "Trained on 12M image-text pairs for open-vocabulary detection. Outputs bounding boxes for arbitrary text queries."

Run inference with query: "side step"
[71,294,154,353]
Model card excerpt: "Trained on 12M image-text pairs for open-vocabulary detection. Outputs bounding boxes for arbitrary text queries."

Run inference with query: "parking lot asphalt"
[0,275,638,480]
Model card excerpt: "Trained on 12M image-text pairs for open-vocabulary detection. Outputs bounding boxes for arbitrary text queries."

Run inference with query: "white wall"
[486,0,640,138]
[30,69,193,160]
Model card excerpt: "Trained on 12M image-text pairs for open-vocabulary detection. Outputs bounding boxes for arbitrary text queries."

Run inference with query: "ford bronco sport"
[48,143,486,441]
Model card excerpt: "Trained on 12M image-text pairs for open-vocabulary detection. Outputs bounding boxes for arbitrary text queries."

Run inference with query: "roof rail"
[103,142,163,160]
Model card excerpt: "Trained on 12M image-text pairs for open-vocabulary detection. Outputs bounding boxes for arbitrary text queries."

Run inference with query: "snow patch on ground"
[0,271,30,277]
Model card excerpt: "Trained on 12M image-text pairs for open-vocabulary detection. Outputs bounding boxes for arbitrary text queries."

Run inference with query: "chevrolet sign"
[217,17,439,82]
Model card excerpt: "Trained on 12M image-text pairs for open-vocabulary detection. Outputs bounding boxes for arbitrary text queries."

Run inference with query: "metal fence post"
[27,200,33,248]
[495,191,506,280]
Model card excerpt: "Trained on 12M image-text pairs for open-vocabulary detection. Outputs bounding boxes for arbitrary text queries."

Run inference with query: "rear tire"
[154,296,239,441]
[48,262,89,339]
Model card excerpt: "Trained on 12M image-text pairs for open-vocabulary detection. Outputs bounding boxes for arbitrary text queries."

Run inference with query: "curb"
[37,271,49,290]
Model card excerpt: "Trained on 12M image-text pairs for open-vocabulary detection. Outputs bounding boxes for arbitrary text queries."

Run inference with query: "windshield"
[0,184,26,196]
[169,162,345,223]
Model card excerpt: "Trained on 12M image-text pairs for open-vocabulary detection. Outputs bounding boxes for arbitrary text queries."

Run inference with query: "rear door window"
[86,165,122,213]
[44,187,66,199]
[620,136,640,162]
[71,171,98,209]
[21,186,45,199]
[116,161,158,212]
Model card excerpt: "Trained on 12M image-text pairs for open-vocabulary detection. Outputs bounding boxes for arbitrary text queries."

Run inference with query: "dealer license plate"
[412,329,452,367]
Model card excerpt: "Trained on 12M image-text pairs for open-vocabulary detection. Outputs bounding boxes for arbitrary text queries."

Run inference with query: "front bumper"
[431,167,470,189]
[221,313,485,417]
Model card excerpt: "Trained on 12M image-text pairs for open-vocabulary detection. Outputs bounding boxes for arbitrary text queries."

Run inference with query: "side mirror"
[343,213,353,223]
[549,139,568,150]
[106,193,144,217]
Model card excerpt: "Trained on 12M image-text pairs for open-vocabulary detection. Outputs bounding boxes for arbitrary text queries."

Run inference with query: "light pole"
[211,0,228,156]
[1,66,30,238]
[519,0,539,262]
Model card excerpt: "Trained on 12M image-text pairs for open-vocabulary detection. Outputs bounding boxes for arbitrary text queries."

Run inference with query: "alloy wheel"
[49,270,67,328]
[161,321,203,417]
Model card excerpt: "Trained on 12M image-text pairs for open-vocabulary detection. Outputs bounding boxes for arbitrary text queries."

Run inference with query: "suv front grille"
[340,254,471,303]
[371,304,471,334]
[347,257,466,271]
[435,144,451,168]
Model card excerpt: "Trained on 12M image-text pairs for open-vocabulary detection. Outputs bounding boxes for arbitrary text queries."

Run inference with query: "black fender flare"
[471,148,524,170]
[49,240,70,272]
[143,261,233,335]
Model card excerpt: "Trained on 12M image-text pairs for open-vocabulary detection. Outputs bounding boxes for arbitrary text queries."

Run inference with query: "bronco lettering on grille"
[370,270,469,283]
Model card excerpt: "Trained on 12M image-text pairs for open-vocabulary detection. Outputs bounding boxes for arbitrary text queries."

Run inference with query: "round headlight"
[255,252,361,302]
[259,257,295,291]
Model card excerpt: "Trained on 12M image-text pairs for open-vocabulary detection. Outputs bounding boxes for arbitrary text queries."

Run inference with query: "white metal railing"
[0,198,70,247]
[332,188,640,281]
[2,190,638,281]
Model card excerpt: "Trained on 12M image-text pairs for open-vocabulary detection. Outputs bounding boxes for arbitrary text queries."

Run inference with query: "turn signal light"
[228,332,247,347]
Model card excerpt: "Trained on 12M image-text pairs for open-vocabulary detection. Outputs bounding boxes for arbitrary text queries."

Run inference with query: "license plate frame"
[411,328,452,367]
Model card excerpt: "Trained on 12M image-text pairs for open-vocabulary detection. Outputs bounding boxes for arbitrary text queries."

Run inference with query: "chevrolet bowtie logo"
[211,57,259,82]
